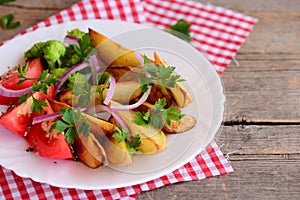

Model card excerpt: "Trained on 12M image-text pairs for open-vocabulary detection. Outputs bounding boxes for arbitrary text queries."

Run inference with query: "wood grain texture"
[0,0,300,199]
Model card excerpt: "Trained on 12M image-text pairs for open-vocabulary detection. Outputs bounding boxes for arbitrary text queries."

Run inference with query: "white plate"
[0,19,225,190]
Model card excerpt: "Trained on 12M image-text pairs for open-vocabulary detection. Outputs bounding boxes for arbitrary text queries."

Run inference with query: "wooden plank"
[222,58,300,120]
[138,157,300,199]
[217,125,300,155]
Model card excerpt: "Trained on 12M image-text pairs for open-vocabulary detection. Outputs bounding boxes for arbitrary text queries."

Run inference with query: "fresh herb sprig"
[70,33,94,62]
[1,13,20,29]
[95,72,111,103]
[52,108,90,145]
[166,19,192,42]
[132,98,185,129]
[112,126,142,155]
[139,55,185,93]
[17,63,60,113]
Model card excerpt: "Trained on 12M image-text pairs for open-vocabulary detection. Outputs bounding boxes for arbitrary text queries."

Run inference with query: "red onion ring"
[0,84,32,97]
[103,76,116,105]
[32,112,61,125]
[55,61,90,93]
[86,105,128,130]
[64,35,79,46]
[109,85,152,110]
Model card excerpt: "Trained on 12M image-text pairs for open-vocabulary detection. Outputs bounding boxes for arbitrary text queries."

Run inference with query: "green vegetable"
[112,127,142,155]
[67,28,86,39]
[17,63,60,113]
[166,19,192,42]
[132,98,185,129]
[24,40,66,69]
[52,108,90,145]
[70,73,92,105]
[50,67,68,78]
[1,14,20,29]
[69,33,94,62]
[138,55,185,93]
[0,0,15,5]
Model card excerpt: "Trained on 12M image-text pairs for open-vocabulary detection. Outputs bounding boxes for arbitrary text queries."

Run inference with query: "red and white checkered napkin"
[0,0,257,199]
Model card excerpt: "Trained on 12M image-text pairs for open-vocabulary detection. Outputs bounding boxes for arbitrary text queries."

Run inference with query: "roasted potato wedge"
[163,116,196,134]
[89,28,141,67]
[73,133,108,169]
[58,81,142,106]
[103,133,133,166]
[137,101,196,134]
[113,102,167,154]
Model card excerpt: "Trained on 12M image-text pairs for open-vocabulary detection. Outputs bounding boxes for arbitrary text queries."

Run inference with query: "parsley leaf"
[70,33,94,62]
[72,80,92,105]
[138,55,185,93]
[52,108,90,145]
[1,14,20,30]
[166,19,191,42]
[112,126,142,155]
[132,98,185,129]
[17,63,60,113]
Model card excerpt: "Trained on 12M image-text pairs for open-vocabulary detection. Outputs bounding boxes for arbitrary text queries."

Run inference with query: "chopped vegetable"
[24,40,66,69]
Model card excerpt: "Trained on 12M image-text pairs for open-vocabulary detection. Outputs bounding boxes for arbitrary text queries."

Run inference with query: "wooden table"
[1,0,299,199]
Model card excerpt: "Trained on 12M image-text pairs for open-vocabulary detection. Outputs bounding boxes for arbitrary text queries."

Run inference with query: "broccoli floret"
[67,29,86,40]
[50,67,68,78]
[24,40,66,69]
[67,72,88,89]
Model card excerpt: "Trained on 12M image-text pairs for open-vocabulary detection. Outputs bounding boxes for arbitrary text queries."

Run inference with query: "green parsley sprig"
[17,63,60,113]
[52,108,90,145]
[138,55,185,93]
[166,19,192,42]
[70,33,94,62]
[1,13,20,29]
[112,126,142,155]
[132,98,185,129]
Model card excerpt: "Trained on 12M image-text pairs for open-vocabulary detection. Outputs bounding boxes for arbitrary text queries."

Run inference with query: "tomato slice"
[26,100,73,159]
[0,85,55,136]
[0,58,43,105]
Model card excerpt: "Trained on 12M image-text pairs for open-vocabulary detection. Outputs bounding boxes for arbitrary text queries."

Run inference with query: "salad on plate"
[0,28,196,169]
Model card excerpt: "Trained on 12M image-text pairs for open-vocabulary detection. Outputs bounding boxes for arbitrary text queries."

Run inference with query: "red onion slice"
[103,76,116,105]
[0,84,32,97]
[109,85,152,110]
[86,105,128,130]
[55,61,90,93]
[32,112,61,125]
[64,35,79,46]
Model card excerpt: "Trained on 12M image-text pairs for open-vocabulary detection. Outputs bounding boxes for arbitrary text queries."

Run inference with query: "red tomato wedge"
[26,100,73,159]
[0,85,55,136]
[0,58,43,105]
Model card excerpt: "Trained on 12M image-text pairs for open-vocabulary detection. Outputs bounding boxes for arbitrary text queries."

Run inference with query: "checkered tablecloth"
[0,0,257,199]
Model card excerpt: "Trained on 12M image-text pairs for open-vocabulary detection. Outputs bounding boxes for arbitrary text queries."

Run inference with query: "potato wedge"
[113,102,167,154]
[58,81,142,106]
[163,116,196,134]
[73,133,108,169]
[137,101,196,134]
[89,28,141,67]
[103,133,133,166]
[153,52,193,108]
